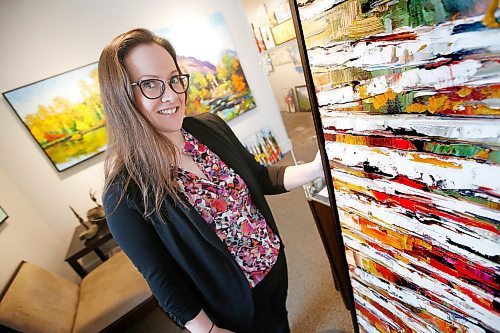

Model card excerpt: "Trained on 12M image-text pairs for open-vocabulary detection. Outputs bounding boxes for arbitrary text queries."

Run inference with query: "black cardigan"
[103,113,288,332]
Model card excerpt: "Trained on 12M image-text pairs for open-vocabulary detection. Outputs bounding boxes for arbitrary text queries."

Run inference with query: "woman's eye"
[170,76,180,84]
[142,80,156,89]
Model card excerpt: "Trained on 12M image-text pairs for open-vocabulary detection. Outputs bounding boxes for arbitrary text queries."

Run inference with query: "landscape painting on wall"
[295,0,500,332]
[3,63,105,172]
[156,12,256,122]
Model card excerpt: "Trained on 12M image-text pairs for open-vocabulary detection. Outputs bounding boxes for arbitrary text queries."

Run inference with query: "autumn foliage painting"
[155,12,256,121]
[3,63,105,172]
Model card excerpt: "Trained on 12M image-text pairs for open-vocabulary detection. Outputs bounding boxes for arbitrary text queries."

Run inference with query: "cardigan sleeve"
[103,183,202,327]
[207,113,289,195]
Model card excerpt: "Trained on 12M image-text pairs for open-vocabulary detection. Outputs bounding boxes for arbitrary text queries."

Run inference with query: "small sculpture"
[69,190,106,240]
[87,190,106,224]
[70,206,99,240]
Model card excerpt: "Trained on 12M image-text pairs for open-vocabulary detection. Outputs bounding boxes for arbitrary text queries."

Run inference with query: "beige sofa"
[0,251,156,333]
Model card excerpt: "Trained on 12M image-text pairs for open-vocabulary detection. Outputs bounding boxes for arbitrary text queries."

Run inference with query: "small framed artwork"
[283,88,296,112]
[273,0,292,24]
[269,47,292,66]
[251,23,266,52]
[295,85,312,112]
[2,62,106,172]
[260,25,276,50]
[271,19,296,45]
[0,206,8,224]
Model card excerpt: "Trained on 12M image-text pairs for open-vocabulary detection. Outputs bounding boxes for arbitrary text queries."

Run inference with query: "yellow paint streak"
[426,95,450,113]
[406,95,452,113]
[335,134,369,145]
[374,89,396,109]
[457,87,472,97]
[411,153,463,168]
[358,85,368,99]
[417,44,427,52]
[476,105,500,115]
[347,16,385,38]
[482,0,500,28]
[334,179,369,195]
[406,103,428,113]
[488,201,500,210]
[484,86,500,98]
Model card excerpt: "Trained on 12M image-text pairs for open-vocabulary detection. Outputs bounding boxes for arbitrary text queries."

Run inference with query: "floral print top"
[176,129,281,288]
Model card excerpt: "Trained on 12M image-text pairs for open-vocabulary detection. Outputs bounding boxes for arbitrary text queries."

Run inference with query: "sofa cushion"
[0,262,79,333]
[72,251,152,333]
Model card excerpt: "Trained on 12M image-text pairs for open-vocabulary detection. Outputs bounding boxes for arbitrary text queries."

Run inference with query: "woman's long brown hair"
[98,28,184,218]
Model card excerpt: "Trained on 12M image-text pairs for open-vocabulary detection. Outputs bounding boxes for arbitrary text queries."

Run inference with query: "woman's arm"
[283,151,324,191]
[103,183,202,327]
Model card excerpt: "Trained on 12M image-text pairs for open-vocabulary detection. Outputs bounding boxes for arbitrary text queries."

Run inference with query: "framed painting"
[242,126,284,166]
[272,0,292,24]
[3,62,106,172]
[271,18,296,45]
[155,12,257,122]
[251,23,267,52]
[260,25,276,50]
[269,47,292,66]
[291,0,500,332]
[294,85,311,112]
[0,206,8,224]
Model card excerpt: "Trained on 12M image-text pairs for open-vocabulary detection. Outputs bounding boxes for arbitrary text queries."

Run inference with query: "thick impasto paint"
[296,0,500,331]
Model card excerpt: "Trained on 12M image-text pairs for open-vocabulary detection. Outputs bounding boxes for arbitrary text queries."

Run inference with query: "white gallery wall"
[0,0,290,289]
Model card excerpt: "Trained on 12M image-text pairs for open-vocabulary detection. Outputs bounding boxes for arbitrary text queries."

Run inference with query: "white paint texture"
[325,141,500,192]
[321,113,500,144]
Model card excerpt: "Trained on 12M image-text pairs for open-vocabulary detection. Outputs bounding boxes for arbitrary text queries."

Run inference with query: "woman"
[99,28,323,333]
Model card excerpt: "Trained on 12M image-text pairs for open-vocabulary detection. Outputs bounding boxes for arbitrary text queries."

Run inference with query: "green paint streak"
[489,151,500,163]
[424,143,483,157]
[435,189,493,209]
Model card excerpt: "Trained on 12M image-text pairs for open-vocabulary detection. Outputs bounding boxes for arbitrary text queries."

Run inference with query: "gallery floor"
[124,111,355,333]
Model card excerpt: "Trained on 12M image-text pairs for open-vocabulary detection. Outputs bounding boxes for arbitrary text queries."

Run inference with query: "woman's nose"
[161,83,176,103]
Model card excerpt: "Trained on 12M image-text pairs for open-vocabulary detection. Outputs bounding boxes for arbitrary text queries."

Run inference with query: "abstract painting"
[156,12,256,122]
[3,63,106,172]
[242,126,284,166]
[294,0,500,331]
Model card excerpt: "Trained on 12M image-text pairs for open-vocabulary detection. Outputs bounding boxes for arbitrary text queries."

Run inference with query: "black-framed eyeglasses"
[131,74,190,99]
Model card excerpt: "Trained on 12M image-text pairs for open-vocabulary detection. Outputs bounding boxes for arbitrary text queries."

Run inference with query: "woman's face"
[124,43,186,136]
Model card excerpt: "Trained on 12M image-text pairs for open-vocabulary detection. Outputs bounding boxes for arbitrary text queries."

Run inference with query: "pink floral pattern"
[176,129,280,287]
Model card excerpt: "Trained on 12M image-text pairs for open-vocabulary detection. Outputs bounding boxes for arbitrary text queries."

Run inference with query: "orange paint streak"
[482,0,500,28]
[410,153,462,168]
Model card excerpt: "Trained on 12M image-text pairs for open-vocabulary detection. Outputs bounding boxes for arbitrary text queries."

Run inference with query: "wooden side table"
[65,222,114,278]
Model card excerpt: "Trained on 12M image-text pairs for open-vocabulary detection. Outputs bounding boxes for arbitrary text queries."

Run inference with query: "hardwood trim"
[0,261,26,302]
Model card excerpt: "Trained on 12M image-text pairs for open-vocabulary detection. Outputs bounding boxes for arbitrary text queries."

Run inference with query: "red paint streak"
[391,175,428,190]
[457,284,498,314]
[356,302,392,332]
[374,262,400,284]
[352,215,499,296]
[362,31,417,43]
[363,296,413,331]
[324,133,335,141]
[371,190,500,235]
[369,137,417,150]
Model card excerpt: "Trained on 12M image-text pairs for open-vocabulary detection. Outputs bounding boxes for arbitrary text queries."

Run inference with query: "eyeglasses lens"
[139,76,189,99]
